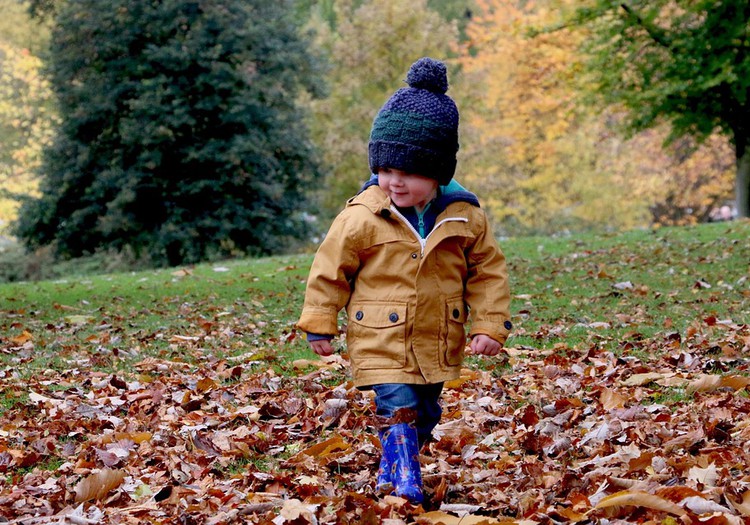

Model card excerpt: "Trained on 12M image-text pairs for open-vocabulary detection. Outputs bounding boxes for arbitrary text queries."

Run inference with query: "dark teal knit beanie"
[368,57,459,185]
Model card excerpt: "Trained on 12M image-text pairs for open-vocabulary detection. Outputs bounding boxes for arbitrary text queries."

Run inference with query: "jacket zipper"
[417,202,431,237]
[389,205,469,257]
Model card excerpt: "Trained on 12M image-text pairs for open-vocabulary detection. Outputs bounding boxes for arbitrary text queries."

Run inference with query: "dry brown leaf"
[680,496,731,515]
[622,372,665,386]
[720,375,750,390]
[196,377,217,392]
[416,511,514,524]
[687,374,722,392]
[599,388,627,410]
[74,468,126,502]
[726,490,750,517]
[593,490,687,518]
[278,498,318,523]
[688,463,719,486]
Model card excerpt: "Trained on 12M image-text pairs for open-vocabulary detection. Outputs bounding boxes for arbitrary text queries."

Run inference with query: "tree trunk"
[737,143,750,218]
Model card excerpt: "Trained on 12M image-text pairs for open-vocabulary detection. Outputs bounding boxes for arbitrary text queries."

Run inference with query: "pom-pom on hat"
[368,57,459,185]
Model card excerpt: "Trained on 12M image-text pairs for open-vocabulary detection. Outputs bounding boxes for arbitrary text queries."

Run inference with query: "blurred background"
[0,0,745,280]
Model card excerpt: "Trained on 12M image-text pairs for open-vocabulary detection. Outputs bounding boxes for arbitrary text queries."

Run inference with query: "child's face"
[378,168,438,212]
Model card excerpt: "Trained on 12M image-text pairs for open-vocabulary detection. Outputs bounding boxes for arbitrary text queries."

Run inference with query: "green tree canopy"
[16,0,323,265]
[572,0,750,217]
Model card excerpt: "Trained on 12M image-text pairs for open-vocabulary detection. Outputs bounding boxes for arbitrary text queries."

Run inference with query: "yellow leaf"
[102,432,152,445]
[74,468,126,502]
[196,378,217,393]
[296,435,350,460]
[445,368,480,389]
[9,330,33,345]
[64,315,95,325]
[594,490,687,518]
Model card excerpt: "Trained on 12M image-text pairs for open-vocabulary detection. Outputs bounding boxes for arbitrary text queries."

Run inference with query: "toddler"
[297,57,511,504]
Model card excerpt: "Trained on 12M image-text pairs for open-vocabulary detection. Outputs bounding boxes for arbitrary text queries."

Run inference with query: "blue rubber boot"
[375,454,392,494]
[377,423,423,504]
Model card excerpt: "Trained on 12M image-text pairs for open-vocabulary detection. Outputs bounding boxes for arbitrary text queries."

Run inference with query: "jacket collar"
[347,184,392,216]
[355,174,480,210]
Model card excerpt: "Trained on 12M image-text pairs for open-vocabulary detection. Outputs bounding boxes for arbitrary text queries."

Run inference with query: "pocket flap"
[349,302,407,329]
[447,298,468,323]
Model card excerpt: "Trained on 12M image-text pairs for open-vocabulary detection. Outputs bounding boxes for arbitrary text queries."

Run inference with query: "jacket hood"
[358,174,480,209]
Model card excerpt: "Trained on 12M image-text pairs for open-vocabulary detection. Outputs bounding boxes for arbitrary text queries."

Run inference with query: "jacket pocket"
[443,297,467,366]
[347,302,407,369]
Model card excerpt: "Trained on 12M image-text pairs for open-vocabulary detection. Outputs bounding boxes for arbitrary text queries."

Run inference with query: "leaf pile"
[1,323,749,523]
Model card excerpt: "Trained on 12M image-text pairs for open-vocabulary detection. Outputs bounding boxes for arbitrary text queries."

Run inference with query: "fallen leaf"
[9,330,33,345]
[622,372,666,386]
[593,490,687,518]
[599,388,627,410]
[74,468,126,502]
[687,463,718,486]
[417,510,513,524]
[273,498,318,524]
[726,490,750,517]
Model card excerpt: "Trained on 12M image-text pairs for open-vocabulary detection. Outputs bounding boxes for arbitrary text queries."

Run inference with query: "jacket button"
[389,312,399,323]
[411,253,417,259]
[355,311,364,321]
[504,320,513,330]
[452,308,460,319]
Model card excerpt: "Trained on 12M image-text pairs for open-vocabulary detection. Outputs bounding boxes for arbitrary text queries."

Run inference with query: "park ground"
[1,220,749,523]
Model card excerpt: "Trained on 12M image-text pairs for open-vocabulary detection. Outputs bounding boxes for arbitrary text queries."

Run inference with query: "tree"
[571,0,750,218]
[1,1,51,55]
[303,0,458,221]
[456,0,642,234]
[0,3,54,234]
[16,0,323,265]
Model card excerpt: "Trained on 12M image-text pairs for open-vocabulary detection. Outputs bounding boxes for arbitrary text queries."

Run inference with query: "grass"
[1,221,748,388]
[505,221,749,354]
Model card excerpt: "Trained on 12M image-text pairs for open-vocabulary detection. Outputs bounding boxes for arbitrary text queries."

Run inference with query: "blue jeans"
[372,383,444,445]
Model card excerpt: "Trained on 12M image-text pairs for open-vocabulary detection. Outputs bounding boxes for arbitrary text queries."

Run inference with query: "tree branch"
[620,3,673,49]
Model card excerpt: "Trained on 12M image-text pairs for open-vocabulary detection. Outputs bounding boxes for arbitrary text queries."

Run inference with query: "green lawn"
[1,221,748,381]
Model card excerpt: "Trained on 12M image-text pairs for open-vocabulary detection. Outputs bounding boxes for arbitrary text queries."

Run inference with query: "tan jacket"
[297,185,511,388]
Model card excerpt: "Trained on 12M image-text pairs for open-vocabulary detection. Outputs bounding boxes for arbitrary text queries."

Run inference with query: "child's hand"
[310,339,334,357]
[468,334,503,356]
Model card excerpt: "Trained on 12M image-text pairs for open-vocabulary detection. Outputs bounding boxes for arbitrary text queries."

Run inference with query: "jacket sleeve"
[296,210,361,336]
[464,211,512,344]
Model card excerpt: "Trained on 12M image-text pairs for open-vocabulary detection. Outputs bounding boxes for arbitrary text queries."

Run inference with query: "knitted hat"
[368,57,459,185]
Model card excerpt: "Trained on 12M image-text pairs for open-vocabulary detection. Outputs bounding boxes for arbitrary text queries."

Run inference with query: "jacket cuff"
[469,319,513,344]
[297,307,339,336]
[306,332,334,342]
